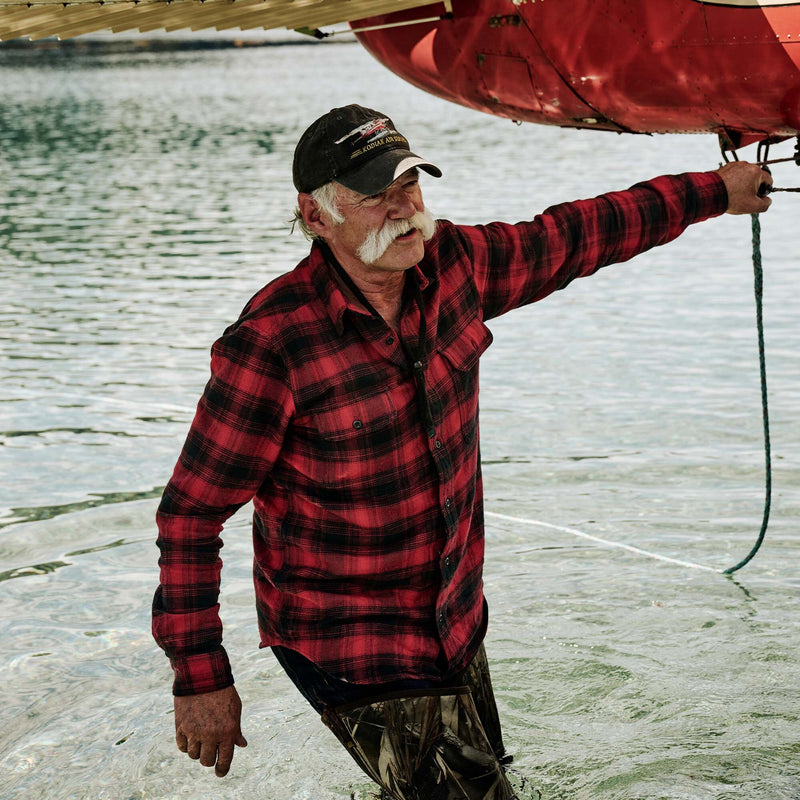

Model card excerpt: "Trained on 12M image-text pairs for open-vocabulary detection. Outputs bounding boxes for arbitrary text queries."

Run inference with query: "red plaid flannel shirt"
[153,172,726,695]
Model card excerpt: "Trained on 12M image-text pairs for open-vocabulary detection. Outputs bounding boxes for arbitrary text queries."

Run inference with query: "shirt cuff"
[690,170,729,219]
[169,649,235,696]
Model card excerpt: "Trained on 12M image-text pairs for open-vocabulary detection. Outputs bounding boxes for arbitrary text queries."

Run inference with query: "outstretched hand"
[716,161,772,215]
[174,685,248,777]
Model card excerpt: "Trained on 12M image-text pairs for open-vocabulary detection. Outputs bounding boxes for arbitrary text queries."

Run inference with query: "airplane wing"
[0,0,436,42]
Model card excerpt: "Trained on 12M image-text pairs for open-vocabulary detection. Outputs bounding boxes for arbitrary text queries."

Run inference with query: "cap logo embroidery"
[334,117,408,162]
[335,117,394,146]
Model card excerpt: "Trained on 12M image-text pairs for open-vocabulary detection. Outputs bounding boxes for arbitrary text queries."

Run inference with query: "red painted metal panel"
[353,0,800,139]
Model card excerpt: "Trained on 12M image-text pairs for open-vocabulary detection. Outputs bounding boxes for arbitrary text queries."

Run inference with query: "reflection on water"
[2,487,164,530]
[0,561,70,582]
[1,35,799,800]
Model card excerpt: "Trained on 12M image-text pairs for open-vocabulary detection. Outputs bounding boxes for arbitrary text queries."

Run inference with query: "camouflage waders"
[321,646,517,800]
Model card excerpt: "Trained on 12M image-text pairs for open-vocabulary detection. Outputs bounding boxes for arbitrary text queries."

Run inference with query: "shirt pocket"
[437,317,493,441]
[290,392,400,493]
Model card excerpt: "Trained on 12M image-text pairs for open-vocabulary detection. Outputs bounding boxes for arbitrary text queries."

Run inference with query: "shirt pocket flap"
[294,393,397,442]
[438,317,493,372]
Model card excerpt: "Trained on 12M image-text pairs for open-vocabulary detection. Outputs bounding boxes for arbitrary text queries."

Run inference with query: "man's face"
[325,170,428,274]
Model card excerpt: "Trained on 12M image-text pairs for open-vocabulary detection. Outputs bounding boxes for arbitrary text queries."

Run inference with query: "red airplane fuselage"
[354,0,800,147]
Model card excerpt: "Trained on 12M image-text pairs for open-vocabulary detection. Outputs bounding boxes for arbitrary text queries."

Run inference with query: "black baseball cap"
[293,104,441,195]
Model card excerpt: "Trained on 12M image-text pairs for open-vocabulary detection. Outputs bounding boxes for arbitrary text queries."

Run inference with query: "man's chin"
[373,234,424,270]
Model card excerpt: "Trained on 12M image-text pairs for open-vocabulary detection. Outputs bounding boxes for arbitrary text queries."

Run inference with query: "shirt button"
[385,336,395,346]
[352,419,363,430]
[435,439,442,449]
[444,497,452,509]
[443,556,451,568]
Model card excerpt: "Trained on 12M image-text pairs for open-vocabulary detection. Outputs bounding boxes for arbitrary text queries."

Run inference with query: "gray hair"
[292,181,344,240]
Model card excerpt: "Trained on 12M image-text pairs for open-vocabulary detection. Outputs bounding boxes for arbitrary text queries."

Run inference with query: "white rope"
[485,511,721,573]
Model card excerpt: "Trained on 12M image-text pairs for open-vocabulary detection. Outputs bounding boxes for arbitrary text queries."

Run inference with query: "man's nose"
[386,188,418,218]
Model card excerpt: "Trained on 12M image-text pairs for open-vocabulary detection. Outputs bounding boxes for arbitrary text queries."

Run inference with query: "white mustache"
[357,208,437,265]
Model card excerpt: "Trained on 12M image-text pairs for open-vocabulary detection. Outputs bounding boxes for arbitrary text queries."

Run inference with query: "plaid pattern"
[153,172,726,695]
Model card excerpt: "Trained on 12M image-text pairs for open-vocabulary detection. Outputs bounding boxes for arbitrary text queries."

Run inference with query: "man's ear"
[297,193,329,239]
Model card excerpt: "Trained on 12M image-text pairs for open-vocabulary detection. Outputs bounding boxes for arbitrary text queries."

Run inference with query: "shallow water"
[1,35,799,800]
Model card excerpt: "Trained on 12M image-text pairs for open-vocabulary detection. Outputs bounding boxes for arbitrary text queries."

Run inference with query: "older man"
[153,104,770,797]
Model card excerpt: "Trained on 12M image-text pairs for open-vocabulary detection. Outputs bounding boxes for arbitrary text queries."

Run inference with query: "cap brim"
[336,150,442,196]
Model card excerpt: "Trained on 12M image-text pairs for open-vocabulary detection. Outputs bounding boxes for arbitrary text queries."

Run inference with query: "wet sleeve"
[152,322,294,696]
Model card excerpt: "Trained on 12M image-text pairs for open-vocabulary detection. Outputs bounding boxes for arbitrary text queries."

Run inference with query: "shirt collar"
[307,240,431,336]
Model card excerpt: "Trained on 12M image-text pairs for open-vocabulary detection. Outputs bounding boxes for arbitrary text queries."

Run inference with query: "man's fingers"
[187,739,202,760]
[215,742,235,777]
[175,729,245,776]
[199,740,218,768]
